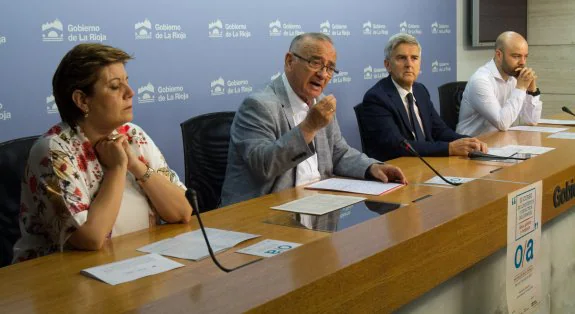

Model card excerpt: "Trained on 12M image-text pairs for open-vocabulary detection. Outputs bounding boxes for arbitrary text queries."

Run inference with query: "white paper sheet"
[271,194,365,215]
[538,118,575,126]
[508,125,568,133]
[81,253,184,285]
[548,132,575,140]
[506,182,542,314]
[505,145,555,155]
[236,239,302,258]
[489,145,554,156]
[138,228,260,261]
[424,176,475,186]
[305,177,404,195]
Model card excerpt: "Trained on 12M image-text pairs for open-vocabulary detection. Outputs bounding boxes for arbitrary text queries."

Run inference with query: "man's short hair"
[384,33,421,60]
[289,32,333,53]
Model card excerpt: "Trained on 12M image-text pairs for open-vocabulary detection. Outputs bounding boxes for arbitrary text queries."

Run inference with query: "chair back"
[180,112,235,212]
[353,104,367,153]
[438,81,467,130]
[0,135,39,267]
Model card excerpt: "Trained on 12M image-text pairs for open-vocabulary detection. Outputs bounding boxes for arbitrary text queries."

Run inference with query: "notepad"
[81,253,184,285]
[305,177,404,195]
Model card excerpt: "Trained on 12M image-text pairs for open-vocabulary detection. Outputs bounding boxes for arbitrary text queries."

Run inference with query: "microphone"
[185,189,262,273]
[562,106,575,117]
[400,140,461,186]
[468,151,529,161]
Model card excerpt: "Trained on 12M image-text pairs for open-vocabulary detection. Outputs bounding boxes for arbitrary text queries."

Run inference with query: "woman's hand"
[95,134,128,170]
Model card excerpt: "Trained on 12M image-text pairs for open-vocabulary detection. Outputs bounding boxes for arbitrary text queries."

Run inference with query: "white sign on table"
[506,181,542,314]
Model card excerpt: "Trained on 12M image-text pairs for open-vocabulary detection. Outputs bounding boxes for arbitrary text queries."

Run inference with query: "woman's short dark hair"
[52,43,132,127]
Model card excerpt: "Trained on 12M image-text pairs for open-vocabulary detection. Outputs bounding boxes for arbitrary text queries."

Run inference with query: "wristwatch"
[527,88,540,97]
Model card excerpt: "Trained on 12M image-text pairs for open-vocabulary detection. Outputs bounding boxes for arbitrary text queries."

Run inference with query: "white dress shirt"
[456,59,542,137]
[391,78,424,137]
[282,73,321,186]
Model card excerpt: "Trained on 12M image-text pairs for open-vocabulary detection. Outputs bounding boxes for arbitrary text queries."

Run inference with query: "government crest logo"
[42,19,64,42]
[135,19,152,40]
[138,83,155,103]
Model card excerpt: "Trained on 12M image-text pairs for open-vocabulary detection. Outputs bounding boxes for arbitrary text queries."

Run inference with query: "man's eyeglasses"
[291,52,339,76]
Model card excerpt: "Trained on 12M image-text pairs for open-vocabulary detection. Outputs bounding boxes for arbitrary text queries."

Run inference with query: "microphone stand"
[400,140,461,186]
[185,189,262,273]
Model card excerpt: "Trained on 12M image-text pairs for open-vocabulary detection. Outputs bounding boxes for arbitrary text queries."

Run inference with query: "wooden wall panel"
[528,45,575,95]
[528,0,575,45]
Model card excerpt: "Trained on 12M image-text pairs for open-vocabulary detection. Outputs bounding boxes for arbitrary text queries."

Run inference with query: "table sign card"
[506,181,542,314]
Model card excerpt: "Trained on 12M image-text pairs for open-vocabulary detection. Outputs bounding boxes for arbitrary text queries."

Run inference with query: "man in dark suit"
[357,33,487,161]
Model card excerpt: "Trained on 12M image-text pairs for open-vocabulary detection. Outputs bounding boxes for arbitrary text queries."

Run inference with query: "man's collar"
[390,77,413,100]
[282,73,316,108]
[488,58,509,82]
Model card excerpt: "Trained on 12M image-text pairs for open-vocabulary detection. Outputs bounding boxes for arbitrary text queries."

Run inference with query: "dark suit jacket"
[358,76,466,161]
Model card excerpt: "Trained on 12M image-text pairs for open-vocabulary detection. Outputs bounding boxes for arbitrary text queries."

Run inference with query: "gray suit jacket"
[220,76,379,206]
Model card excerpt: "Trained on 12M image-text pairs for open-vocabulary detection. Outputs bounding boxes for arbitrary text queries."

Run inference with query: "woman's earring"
[84,110,89,118]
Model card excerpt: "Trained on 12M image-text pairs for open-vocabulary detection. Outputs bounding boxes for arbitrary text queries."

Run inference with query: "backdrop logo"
[320,20,350,37]
[211,77,253,96]
[208,19,223,38]
[363,21,388,36]
[135,19,153,40]
[209,19,251,39]
[330,71,351,84]
[42,19,108,43]
[399,21,422,35]
[211,78,226,96]
[46,95,58,114]
[0,103,12,121]
[271,72,281,81]
[0,34,6,46]
[364,65,388,80]
[431,60,451,73]
[431,21,451,34]
[269,19,303,37]
[41,19,64,42]
[138,83,155,103]
[320,21,331,35]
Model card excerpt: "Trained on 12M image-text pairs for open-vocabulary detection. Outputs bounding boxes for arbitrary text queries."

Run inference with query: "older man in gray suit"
[220,33,407,206]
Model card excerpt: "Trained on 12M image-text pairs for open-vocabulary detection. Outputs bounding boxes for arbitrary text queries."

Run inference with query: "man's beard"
[503,61,521,78]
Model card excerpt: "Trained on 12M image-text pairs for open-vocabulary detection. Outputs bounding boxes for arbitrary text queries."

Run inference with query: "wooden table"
[2,122,575,313]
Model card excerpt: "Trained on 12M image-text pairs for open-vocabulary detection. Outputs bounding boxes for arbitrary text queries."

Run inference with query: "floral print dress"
[12,122,185,262]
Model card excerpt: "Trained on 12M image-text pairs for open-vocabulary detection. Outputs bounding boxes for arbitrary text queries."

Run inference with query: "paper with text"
[305,177,404,195]
[138,228,260,261]
[506,181,542,314]
[538,118,575,126]
[508,125,568,133]
[489,145,554,156]
[236,239,302,258]
[81,253,184,285]
[271,194,365,215]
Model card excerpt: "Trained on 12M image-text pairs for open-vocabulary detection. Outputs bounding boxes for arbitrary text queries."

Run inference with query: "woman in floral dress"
[13,44,193,262]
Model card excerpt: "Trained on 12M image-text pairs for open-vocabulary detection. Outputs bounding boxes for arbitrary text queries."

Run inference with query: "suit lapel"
[273,76,296,129]
[383,77,413,137]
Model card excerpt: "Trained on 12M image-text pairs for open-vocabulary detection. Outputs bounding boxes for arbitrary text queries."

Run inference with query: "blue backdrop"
[0,0,456,178]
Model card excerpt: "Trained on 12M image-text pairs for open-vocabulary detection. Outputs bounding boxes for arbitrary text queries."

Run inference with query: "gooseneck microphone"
[562,106,575,117]
[400,140,461,186]
[185,189,262,273]
[467,151,529,161]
